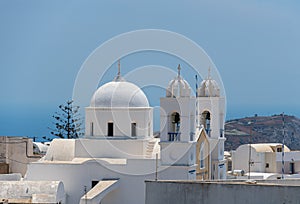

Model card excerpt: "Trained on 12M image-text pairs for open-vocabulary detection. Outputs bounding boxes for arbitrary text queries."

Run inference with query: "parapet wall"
[145,180,300,204]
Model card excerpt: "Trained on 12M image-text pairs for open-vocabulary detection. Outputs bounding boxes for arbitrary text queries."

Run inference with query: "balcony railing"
[205,129,211,137]
[168,132,181,141]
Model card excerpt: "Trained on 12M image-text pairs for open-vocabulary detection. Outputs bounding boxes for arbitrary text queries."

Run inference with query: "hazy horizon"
[0,1,299,140]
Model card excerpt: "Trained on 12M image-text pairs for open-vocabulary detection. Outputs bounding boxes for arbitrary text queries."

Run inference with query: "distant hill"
[225,114,300,151]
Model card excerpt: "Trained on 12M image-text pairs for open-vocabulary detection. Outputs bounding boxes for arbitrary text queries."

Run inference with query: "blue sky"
[0,1,299,138]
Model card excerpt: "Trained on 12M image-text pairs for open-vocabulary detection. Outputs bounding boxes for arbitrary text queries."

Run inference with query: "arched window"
[168,112,181,141]
[171,112,180,132]
[201,111,211,136]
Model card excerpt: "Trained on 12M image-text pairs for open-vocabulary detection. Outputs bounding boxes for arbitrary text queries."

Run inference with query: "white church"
[6,64,226,203]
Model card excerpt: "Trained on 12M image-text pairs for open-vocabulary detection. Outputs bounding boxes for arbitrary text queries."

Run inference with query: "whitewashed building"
[3,64,226,203]
[232,143,300,179]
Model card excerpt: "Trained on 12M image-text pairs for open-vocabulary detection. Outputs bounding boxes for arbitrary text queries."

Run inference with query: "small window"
[200,142,205,169]
[148,122,151,137]
[131,123,136,136]
[277,147,282,152]
[90,122,94,136]
[266,163,269,168]
[107,122,113,137]
[220,129,224,137]
[201,111,211,136]
[290,162,295,174]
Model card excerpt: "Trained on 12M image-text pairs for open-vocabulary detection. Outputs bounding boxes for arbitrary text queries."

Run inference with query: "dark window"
[92,180,99,188]
[131,123,136,136]
[266,163,269,168]
[170,112,180,133]
[290,162,295,174]
[201,111,211,136]
[108,122,113,136]
[277,148,282,152]
[220,129,224,137]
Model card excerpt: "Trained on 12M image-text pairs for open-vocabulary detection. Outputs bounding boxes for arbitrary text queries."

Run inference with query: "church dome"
[90,63,149,108]
[198,70,220,97]
[90,81,149,107]
[166,64,191,98]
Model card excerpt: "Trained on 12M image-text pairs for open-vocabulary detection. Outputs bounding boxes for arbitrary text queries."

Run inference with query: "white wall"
[25,158,193,204]
[232,145,265,173]
[86,107,153,138]
[275,151,300,174]
[45,139,156,160]
[160,142,195,166]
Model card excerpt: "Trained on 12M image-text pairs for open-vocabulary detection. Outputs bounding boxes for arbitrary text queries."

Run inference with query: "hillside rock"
[225,114,300,151]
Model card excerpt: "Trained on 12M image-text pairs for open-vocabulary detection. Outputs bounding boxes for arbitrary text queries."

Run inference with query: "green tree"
[49,100,84,139]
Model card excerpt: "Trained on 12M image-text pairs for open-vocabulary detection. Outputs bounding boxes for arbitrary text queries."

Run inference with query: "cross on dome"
[207,66,211,79]
[177,64,181,77]
[114,59,125,82]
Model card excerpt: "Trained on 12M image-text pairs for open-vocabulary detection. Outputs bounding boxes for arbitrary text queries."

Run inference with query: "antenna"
[248,120,253,179]
[281,112,285,179]
[155,153,158,181]
[118,59,121,77]
[195,75,198,97]
[195,75,199,129]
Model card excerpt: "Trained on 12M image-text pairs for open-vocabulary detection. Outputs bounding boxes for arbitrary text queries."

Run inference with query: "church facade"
[24,64,226,204]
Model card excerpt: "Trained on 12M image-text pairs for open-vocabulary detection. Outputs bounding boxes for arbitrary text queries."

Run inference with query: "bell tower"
[197,68,226,179]
[160,65,197,179]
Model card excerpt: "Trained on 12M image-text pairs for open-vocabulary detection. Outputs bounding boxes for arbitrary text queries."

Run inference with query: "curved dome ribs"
[166,64,191,98]
[90,81,149,108]
[198,78,220,97]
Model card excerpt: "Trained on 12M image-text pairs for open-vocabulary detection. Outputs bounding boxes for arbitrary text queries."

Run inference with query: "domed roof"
[90,65,149,108]
[166,64,191,98]
[198,67,220,97]
[90,81,149,107]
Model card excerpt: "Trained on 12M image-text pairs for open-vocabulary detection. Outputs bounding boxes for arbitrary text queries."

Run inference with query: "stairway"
[145,140,157,158]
